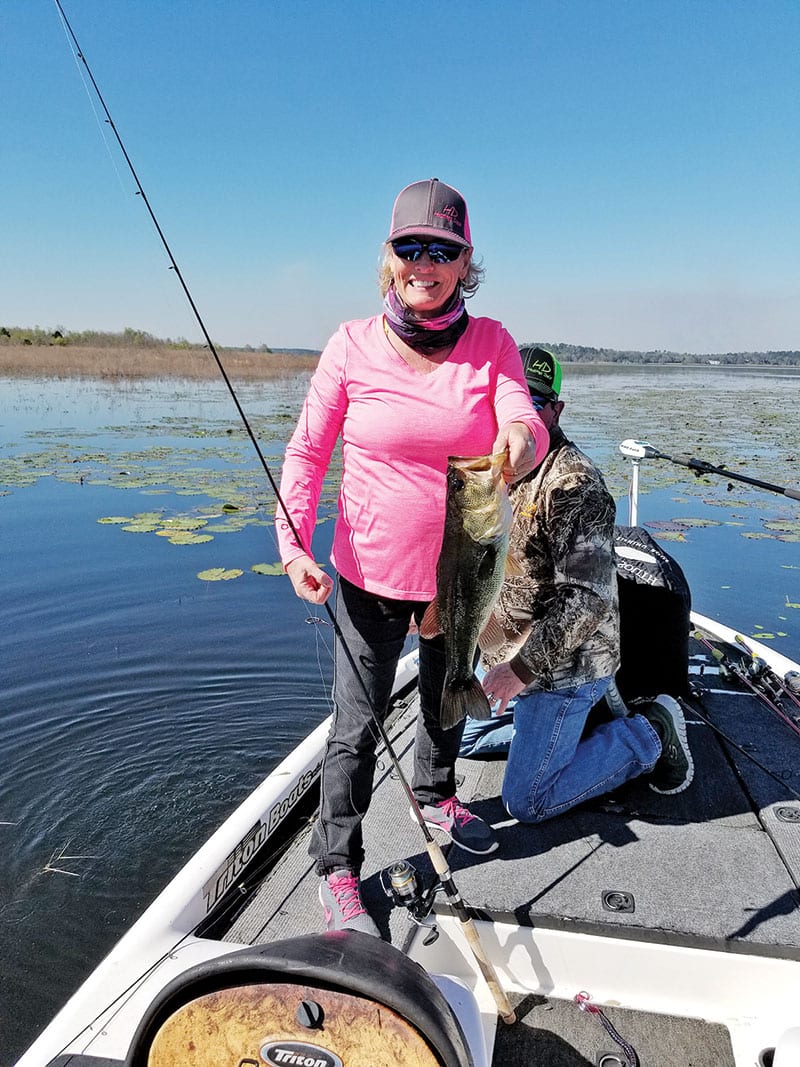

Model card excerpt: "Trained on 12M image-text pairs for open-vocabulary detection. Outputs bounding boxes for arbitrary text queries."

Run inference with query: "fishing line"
[55,8,129,199]
[54,0,515,1023]
[682,693,800,803]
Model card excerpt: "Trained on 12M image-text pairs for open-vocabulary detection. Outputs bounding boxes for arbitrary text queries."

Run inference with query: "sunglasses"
[530,394,553,411]
[391,238,465,263]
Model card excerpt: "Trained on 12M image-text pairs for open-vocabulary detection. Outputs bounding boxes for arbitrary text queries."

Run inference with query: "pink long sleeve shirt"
[277,314,547,601]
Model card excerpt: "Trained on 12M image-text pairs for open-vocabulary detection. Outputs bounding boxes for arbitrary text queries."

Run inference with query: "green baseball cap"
[520,346,562,400]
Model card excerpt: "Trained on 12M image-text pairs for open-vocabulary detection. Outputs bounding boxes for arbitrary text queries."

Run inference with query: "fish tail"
[440,676,492,730]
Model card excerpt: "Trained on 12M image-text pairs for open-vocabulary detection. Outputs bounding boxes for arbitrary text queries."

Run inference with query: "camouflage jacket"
[482,426,620,690]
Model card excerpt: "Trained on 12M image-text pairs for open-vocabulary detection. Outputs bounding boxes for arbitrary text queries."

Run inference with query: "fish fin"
[478,612,505,653]
[441,677,492,729]
[419,599,442,639]
[504,550,525,577]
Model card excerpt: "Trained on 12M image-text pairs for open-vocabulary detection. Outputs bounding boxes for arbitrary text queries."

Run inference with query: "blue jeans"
[460,709,516,756]
[463,677,661,823]
[310,576,464,875]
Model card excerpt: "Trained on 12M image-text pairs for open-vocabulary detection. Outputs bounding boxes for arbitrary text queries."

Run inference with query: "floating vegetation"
[786,597,800,610]
[155,529,213,545]
[122,521,161,533]
[763,519,800,543]
[204,523,242,534]
[158,517,209,531]
[644,520,688,532]
[648,530,686,542]
[197,567,243,581]
[3,370,797,653]
[701,497,754,509]
[251,562,285,575]
[37,839,98,879]
[677,517,722,528]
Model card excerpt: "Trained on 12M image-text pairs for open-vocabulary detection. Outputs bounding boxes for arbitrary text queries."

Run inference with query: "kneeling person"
[460,348,693,821]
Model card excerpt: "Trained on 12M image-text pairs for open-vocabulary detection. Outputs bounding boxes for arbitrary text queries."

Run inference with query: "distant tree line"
[2,326,796,364]
[0,326,276,353]
[524,341,800,366]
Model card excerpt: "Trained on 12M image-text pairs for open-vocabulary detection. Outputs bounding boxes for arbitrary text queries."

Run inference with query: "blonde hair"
[378,243,484,299]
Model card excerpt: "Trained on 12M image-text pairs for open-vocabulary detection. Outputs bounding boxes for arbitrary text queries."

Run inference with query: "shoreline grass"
[0,345,319,380]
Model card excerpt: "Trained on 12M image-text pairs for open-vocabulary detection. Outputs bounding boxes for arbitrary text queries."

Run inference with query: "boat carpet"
[492,992,735,1066]
[225,694,464,948]
[226,659,800,960]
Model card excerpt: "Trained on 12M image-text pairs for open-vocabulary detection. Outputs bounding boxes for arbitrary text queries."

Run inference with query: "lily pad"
[122,522,161,533]
[197,567,243,581]
[97,516,132,525]
[644,520,688,532]
[251,562,285,575]
[165,532,214,545]
[677,517,721,528]
[159,517,209,531]
[764,519,800,534]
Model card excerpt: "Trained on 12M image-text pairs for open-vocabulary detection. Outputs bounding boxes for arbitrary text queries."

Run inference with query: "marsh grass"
[0,344,318,380]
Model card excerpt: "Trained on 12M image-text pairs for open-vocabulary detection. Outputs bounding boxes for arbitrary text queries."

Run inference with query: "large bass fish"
[420,452,515,729]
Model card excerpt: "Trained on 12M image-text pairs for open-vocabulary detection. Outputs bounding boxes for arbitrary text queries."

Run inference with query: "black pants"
[310,576,465,875]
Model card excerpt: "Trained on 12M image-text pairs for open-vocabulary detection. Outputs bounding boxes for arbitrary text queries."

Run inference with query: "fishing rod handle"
[460,919,517,1025]
[424,837,516,1024]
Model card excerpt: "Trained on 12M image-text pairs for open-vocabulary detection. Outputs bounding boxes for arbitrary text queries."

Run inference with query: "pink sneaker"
[319,869,380,936]
[417,796,498,854]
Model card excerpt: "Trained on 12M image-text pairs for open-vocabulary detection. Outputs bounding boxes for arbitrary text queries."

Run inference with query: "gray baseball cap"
[387,178,472,247]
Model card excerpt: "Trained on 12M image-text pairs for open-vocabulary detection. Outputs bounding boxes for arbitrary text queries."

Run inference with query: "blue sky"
[3,0,798,353]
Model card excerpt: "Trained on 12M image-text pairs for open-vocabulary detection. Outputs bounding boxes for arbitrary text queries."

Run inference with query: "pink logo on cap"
[435,206,460,224]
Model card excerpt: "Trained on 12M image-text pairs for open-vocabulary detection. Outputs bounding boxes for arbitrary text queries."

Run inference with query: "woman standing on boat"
[277,178,548,936]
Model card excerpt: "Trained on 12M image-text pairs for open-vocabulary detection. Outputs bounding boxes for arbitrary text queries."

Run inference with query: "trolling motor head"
[619,439,663,460]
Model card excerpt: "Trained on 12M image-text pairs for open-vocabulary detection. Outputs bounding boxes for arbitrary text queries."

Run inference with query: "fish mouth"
[447,452,506,471]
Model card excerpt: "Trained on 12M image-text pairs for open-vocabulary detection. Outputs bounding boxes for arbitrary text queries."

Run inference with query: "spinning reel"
[381,859,442,945]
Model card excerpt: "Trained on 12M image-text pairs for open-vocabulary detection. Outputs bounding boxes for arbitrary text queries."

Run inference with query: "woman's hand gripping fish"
[420,452,518,729]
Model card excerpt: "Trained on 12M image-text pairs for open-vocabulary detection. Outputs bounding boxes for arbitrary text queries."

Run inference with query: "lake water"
[2,364,799,1062]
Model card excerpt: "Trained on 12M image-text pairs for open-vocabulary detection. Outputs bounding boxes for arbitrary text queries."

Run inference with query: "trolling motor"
[618,440,663,525]
[619,439,663,461]
[381,860,441,945]
[620,440,800,496]
[619,437,800,527]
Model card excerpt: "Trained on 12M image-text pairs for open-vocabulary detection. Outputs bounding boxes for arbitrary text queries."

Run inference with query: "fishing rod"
[619,439,800,500]
[734,633,800,714]
[692,630,800,739]
[680,692,800,803]
[54,0,515,1023]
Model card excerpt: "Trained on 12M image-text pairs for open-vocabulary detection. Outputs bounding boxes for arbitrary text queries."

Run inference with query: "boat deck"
[226,640,800,960]
[221,637,800,1064]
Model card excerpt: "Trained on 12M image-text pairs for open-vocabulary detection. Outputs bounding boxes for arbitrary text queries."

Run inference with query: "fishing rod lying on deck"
[678,691,800,803]
[55,0,515,1025]
[693,630,800,740]
[619,440,800,500]
[734,633,800,714]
